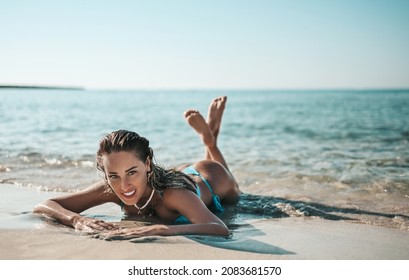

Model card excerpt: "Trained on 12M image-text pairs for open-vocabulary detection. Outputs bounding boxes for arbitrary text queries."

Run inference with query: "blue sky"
[1,0,408,89]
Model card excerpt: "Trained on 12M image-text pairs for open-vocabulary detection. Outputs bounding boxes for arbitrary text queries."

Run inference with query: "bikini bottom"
[174,165,224,223]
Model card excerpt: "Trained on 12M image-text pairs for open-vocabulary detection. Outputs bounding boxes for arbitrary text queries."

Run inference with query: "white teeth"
[123,190,136,196]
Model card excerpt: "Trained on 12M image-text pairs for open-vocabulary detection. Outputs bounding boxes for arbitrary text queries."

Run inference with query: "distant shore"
[0,85,84,90]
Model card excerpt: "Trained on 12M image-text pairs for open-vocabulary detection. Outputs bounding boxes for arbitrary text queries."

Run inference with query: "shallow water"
[1,89,408,229]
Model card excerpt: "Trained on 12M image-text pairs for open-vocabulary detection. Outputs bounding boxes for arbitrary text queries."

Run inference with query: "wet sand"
[1,184,409,260]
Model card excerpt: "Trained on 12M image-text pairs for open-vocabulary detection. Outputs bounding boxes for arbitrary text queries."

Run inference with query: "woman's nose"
[121,178,130,190]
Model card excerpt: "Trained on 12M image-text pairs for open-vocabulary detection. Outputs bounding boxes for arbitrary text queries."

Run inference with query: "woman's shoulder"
[160,187,189,197]
[158,188,201,219]
[160,187,198,205]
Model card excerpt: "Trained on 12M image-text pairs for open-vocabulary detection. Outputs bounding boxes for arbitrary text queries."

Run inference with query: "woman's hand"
[101,224,168,240]
[72,216,119,233]
[100,221,229,240]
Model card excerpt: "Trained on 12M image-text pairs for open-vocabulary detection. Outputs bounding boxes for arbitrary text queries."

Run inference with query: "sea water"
[1,89,408,229]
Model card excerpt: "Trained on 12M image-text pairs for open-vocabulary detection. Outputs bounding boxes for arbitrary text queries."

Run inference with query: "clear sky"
[1,0,408,89]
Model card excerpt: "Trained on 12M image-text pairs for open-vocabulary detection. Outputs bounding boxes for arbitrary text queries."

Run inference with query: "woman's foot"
[207,96,227,139]
[184,110,215,147]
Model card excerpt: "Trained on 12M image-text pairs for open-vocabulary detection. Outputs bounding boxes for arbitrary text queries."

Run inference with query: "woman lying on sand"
[34,96,240,237]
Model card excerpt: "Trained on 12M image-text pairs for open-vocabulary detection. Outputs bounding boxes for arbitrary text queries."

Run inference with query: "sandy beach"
[1,183,409,260]
[2,219,409,260]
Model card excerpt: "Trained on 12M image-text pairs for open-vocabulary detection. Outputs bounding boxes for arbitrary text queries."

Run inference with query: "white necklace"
[134,188,155,214]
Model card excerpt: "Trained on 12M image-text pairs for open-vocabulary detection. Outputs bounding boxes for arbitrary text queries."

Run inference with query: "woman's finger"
[93,220,119,230]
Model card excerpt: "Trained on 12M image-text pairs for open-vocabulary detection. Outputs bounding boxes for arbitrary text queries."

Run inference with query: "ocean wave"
[365,157,409,168]
[7,152,96,169]
[0,180,77,193]
[0,165,11,172]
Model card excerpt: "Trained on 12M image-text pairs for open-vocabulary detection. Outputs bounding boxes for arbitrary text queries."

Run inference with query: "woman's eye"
[128,171,137,176]
[109,175,119,180]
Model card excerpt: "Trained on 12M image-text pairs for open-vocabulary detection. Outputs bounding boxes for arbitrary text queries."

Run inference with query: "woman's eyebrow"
[108,166,138,175]
[125,166,138,172]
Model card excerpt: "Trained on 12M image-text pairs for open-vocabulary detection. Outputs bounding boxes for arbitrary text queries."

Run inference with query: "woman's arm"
[33,180,119,232]
[163,188,229,236]
[104,188,230,238]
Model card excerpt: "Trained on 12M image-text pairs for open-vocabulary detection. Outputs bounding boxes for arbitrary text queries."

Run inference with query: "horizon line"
[1,84,409,92]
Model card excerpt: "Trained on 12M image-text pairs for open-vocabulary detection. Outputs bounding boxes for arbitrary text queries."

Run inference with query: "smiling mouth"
[123,189,136,197]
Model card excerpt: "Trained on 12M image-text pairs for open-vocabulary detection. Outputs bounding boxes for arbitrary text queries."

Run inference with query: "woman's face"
[102,151,151,205]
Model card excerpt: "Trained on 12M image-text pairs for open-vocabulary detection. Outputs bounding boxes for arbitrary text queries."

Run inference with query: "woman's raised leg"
[184,96,229,170]
[184,96,240,202]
